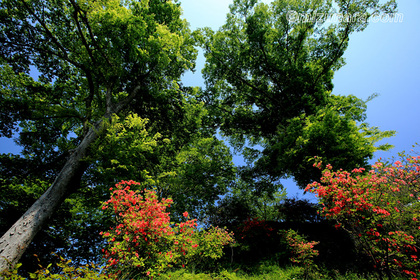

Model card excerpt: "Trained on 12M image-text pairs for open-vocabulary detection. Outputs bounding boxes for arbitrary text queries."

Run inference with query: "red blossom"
[100,180,234,278]
[307,157,420,277]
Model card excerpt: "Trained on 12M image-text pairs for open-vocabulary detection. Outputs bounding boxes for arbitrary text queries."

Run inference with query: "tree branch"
[78,8,114,68]
[20,0,85,71]
[312,23,350,88]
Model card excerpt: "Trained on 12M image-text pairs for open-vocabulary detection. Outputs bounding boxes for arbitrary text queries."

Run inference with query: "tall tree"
[0,0,198,271]
[199,0,396,188]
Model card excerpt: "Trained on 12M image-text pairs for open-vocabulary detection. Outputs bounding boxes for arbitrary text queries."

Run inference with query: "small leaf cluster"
[0,256,110,280]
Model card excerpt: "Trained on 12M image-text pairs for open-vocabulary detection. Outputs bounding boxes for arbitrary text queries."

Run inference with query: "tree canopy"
[199,0,395,187]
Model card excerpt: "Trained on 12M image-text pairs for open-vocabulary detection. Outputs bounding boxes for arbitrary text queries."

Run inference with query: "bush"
[306,155,420,278]
[279,229,319,279]
[100,180,234,278]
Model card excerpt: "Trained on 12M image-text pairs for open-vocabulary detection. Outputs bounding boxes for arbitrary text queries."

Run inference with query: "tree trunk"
[0,119,104,273]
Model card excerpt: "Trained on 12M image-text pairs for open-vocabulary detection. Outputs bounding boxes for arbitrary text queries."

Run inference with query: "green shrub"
[157,269,213,280]
[0,255,110,280]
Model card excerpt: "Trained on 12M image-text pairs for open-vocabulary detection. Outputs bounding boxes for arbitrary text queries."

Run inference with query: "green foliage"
[277,198,321,223]
[0,256,110,280]
[265,96,396,186]
[2,258,409,280]
[93,113,162,184]
[91,111,235,221]
[207,184,286,230]
[158,269,214,280]
[0,262,23,280]
[199,0,396,188]
[207,193,257,230]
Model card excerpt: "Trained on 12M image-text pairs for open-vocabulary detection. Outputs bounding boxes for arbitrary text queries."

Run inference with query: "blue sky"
[1,0,419,201]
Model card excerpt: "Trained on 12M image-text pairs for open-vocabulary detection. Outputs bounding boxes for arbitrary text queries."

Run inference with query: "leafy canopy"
[199,0,396,187]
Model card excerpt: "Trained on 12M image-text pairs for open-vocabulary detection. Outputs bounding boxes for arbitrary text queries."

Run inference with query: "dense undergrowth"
[0,218,412,280]
[2,156,419,280]
[1,258,409,280]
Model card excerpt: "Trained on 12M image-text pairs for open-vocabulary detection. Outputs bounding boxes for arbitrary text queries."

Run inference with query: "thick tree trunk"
[0,119,104,273]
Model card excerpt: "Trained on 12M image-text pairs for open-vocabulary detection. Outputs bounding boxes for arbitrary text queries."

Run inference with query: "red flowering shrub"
[100,180,234,278]
[281,229,319,279]
[306,156,420,279]
[282,229,319,265]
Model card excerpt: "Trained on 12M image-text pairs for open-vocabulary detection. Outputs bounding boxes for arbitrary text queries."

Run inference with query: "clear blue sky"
[1,0,419,201]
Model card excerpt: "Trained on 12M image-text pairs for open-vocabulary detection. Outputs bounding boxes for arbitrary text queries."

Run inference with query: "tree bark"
[0,119,104,273]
